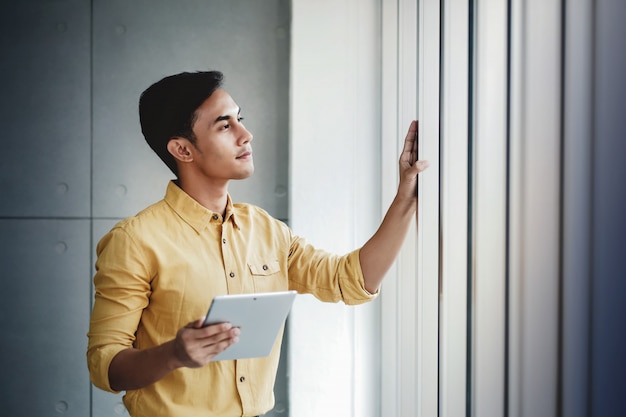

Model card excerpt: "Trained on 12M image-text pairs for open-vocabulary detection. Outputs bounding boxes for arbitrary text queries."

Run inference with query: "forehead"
[195,88,239,119]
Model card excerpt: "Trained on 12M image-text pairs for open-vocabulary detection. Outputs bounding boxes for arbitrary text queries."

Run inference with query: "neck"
[176,176,229,216]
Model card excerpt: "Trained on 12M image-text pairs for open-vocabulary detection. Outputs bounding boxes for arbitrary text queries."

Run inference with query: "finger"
[401,120,418,166]
[183,322,233,344]
[199,322,233,337]
[202,327,240,350]
[206,335,240,360]
[413,120,419,165]
[174,325,239,366]
[401,120,417,154]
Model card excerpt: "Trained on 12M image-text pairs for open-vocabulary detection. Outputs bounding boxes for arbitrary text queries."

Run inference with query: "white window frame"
[380,0,440,416]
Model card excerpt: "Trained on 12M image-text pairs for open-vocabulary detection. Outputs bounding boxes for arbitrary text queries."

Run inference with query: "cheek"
[209,150,227,162]
[199,144,226,162]
[195,140,230,166]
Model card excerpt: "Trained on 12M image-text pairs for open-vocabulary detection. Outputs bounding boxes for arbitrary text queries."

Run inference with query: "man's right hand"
[172,319,240,368]
[108,319,240,391]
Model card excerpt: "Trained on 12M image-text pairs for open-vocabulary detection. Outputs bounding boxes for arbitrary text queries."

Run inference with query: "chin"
[235,169,254,180]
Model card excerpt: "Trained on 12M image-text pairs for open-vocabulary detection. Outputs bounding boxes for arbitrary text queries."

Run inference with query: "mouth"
[236,151,252,159]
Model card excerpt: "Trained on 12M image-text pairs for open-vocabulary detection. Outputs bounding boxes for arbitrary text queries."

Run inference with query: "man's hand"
[108,318,240,391]
[398,120,430,202]
[172,319,240,368]
[359,120,429,294]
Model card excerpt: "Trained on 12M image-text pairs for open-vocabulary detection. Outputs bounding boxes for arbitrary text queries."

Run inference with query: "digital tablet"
[203,290,297,361]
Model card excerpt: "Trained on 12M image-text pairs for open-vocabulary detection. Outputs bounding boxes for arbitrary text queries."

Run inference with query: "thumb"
[415,160,430,173]
[186,317,206,329]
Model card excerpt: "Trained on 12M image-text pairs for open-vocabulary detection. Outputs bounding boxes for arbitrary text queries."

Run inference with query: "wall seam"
[466,0,475,416]
[586,0,597,415]
[557,0,567,415]
[88,0,95,415]
[504,0,512,415]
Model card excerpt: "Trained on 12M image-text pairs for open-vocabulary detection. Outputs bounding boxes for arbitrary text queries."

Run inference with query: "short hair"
[139,71,224,175]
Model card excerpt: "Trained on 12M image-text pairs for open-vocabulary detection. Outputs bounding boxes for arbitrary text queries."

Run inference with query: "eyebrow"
[213,107,241,125]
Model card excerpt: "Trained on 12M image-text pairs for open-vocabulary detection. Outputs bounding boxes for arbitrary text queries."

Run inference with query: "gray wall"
[587,0,626,414]
[0,1,290,415]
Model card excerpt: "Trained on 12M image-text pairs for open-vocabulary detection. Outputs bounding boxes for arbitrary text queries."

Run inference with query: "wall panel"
[0,219,91,416]
[472,1,508,416]
[0,1,91,218]
[439,0,469,415]
[561,1,593,416]
[507,2,564,417]
[590,0,626,415]
[416,0,440,415]
[289,0,382,415]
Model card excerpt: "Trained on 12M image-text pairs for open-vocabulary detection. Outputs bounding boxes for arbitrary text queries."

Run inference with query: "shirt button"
[212,214,219,220]
[222,238,226,244]
[262,264,268,271]
[240,376,246,383]
[229,272,235,278]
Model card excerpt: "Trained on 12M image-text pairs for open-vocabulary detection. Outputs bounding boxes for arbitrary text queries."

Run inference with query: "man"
[87,70,429,417]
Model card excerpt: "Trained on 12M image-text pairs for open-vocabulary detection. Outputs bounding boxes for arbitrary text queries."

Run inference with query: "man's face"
[187,88,254,181]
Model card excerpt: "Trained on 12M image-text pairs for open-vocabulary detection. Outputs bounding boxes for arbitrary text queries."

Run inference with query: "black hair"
[138,71,224,175]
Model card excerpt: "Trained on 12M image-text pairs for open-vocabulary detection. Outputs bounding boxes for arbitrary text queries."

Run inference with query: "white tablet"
[203,290,297,361]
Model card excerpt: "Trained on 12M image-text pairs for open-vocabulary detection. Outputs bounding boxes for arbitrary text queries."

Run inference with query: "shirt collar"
[164,181,240,233]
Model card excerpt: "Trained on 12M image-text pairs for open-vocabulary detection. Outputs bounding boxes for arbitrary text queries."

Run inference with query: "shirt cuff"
[87,344,127,393]
[339,249,379,305]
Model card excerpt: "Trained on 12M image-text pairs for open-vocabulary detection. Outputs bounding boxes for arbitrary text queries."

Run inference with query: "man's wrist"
[392,192,417,214]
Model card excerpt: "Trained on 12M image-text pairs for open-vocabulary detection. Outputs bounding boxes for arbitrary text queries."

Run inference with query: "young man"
[87,71,429,417]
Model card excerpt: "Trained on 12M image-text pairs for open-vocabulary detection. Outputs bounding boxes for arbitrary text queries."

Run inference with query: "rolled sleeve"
[288,236,378,305]
[336,249,379,304]
[341,249,379,300]
[87,225,152,392]
[87,344,127,393]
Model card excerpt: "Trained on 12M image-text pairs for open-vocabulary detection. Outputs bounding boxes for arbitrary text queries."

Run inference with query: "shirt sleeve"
[86,225,152,392]
[287,234,378,305]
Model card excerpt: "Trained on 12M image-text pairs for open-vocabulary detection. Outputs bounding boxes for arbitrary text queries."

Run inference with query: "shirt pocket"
[248,260,286,293]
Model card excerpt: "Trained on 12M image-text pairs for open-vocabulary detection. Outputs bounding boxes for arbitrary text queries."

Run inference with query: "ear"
[167,137,194,163]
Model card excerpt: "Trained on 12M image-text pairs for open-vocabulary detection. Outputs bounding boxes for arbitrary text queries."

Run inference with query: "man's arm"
[108,319,240,391]
[359,120,429,294]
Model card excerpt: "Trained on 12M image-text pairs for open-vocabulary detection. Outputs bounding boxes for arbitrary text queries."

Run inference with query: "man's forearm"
[108,341,179,391]
[107,321,240,391]
[359,194,416,294]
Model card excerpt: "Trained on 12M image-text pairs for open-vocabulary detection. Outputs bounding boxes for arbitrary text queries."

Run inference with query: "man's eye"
[222,123,230,130]
[238,116,245,122]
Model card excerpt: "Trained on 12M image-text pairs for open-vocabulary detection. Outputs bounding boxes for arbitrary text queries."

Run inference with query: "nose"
[238,124,253,145]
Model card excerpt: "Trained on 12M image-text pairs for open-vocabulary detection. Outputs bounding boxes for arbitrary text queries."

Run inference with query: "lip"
[236,151,252,159]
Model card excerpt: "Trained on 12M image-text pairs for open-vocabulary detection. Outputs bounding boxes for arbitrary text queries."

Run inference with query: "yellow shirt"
[87,181,376,417]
